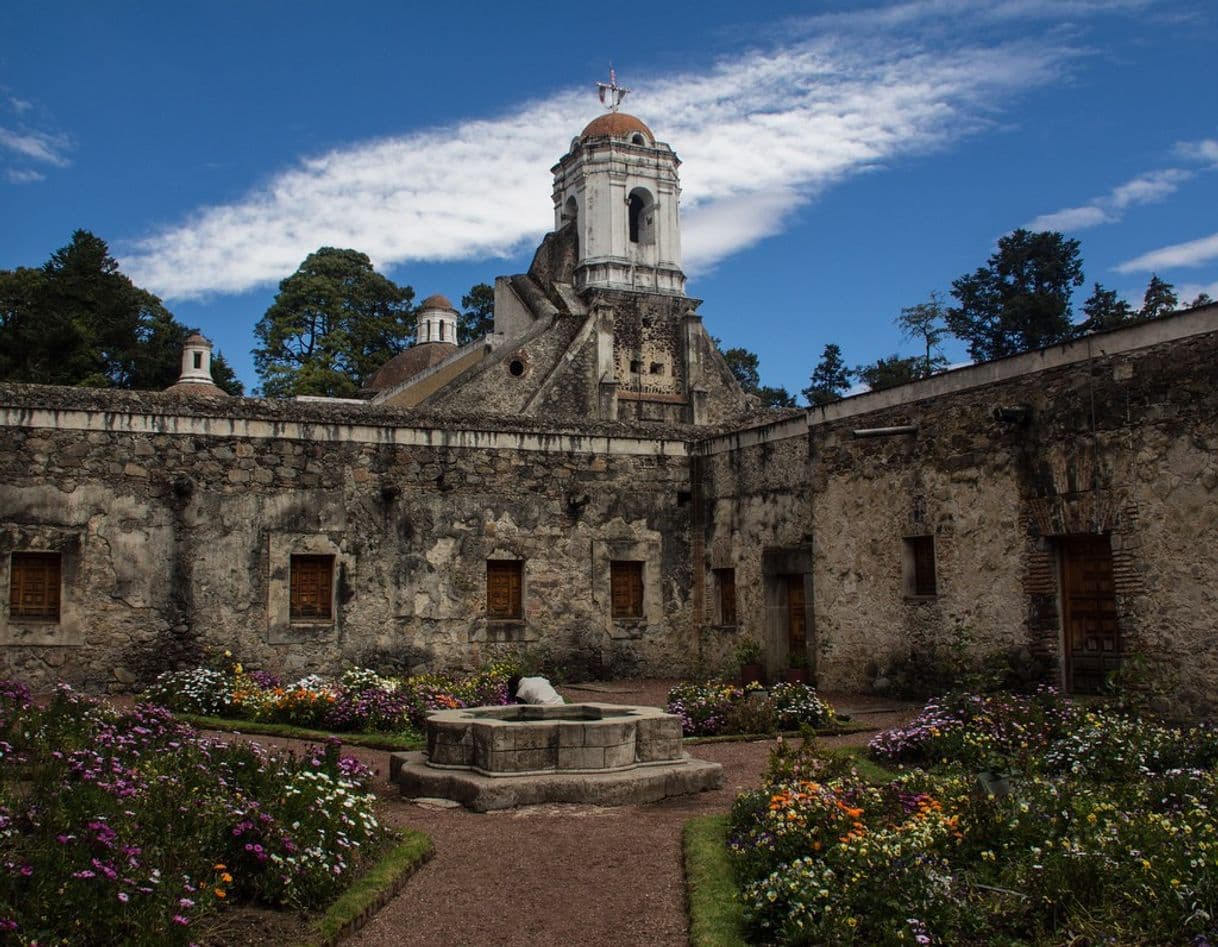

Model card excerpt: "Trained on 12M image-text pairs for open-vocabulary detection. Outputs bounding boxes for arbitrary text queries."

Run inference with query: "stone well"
[390,703,723,811]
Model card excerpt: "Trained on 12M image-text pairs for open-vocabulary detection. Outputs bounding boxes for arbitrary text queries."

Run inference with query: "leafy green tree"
[946,229,1084,362]
[253,248,415,398]
[802,343,853,407]
[896,292,949,377]
[720,345,761,391]
[756,385,797,408]
[1081,282,1134,332]
[1189,292,1213,308]
[0,230,241,393]
[459,283,495,344]
[1139,274,1178,320]
[856,354,923,392]
[713,340,797,407]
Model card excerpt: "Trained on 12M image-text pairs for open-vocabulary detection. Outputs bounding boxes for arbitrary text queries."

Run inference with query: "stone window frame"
[486,558,525,621]
[903,535,938,598]
[593,539,661,637]
[0,531,83,647]
[267,533,345,645]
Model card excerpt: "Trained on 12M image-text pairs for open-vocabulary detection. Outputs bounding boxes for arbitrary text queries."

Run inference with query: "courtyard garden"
[722,687,1218,945]
[0,679,407,945]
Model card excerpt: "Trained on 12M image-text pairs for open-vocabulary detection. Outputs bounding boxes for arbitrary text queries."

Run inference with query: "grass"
[175,713,424,751]
[304,829,434,947]
[684,814,748,947]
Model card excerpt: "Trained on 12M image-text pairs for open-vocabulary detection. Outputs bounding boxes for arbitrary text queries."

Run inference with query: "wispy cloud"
[1027,133,1217,233]
[124,5,1086,299]
[0,126,70,167]
[1115,232,1218,272]
[1027,168,1193,232]
[6,168,46,184]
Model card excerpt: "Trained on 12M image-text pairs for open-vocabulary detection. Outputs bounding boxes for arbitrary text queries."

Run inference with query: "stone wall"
[697,308,1218,712]
[0,391,698,691]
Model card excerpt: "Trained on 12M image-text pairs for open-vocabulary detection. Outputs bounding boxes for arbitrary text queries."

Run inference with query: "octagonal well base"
[390,750,723,812]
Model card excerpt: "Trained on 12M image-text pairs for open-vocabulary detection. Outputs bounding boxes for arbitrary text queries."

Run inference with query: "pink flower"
[171,914,189,926]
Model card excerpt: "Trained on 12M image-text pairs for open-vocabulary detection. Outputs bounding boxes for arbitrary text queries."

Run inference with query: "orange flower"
[214,888,227,899]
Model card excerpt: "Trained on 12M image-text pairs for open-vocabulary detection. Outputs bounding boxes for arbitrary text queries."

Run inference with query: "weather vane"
[597,66,630,112]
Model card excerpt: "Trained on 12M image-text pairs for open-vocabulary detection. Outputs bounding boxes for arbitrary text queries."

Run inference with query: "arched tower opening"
[628,188,655,245]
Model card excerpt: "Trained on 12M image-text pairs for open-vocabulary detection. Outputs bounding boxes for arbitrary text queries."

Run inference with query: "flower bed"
[727,691,1218,944]
[142,658,516,736]
[666,681,834,737]
[0,681,385,944]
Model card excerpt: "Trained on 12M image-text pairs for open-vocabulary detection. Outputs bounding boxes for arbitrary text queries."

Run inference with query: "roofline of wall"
[694,303,1218,457]
[0,406,689,458]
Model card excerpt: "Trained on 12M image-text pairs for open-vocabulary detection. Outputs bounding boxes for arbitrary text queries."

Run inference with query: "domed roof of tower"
[579,112,654,144]
[183,332,212,348]
[364,344,459,393]
[420,293,455,310]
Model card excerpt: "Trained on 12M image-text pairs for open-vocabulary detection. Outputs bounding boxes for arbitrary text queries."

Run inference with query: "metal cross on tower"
[597,67,630,112]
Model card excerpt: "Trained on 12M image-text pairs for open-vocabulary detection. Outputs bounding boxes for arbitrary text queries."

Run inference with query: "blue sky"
[2,0,1216,398]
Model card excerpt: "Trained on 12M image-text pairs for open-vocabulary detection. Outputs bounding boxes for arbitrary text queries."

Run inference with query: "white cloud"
[0,126,70,166]
[123,13,1077,300]
[1027,167,1192,232]
[1175,137,1218,166]
[1115,232,1218,273]
[5,168,45,183]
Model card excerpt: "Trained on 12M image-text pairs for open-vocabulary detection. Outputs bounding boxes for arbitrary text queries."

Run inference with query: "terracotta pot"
[740,662,766,687]
[783,667,809,684]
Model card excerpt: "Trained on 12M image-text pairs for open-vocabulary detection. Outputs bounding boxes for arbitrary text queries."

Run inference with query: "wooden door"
[1060,535,1120,693]
[787,575,807,651]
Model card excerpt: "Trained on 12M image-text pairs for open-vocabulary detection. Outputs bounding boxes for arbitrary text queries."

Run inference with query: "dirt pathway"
[333,682,914,947]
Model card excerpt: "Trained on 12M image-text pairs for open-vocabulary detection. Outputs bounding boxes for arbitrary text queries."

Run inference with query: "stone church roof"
[419,293,455,310]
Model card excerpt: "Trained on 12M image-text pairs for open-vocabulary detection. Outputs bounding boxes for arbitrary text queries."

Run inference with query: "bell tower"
[551,73,685,297]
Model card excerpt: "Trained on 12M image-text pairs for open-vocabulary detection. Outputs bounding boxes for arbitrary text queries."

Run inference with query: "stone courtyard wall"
[0,391,697,691]
[698,307,1218,712]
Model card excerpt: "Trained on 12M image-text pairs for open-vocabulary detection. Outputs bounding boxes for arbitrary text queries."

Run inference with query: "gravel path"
[327,681,916,947]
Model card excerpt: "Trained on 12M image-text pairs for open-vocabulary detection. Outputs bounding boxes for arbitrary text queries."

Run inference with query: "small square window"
[904,536,937,597]
[9,552,61,622]
[290,554,334,621]
[610,561,644,619]
[715,568,736,626]
[487,560,523,620]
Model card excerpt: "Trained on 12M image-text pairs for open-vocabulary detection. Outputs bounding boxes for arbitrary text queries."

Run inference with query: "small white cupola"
[166,332,228,399]
[416,294,460,346]
[551,71,686,296]
[179,332,215,384]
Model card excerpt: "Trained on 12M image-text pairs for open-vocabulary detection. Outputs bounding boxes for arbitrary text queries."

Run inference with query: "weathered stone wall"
[0,391,698,691]
[699,309,1218,712]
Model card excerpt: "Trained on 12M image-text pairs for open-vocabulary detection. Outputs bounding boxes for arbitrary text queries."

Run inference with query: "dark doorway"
[1060,534,1121,693]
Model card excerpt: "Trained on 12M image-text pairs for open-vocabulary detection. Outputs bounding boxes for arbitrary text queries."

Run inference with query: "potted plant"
[734,638,765,687]
[783,648,810,684]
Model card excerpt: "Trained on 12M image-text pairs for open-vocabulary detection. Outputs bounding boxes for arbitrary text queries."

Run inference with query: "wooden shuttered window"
[486,560,523,620]
[9,552,61,621]
[610,561,644,619]
[715,568,737,626]
[290,555,333,621]
[907,536,937,597]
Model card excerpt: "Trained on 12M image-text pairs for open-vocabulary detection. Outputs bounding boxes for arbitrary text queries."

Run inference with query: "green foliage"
[855,353,924,391]
[1139,273,1178,320]
[802,342,853,407]
[253,247,415,397]
[0,230,242,394]
[947,228,1085,361]
[896,291,949,376]
[459,282,495,344]
[714,340,797,408]
[1081,280,1134,331]
[1190,292,1213,308]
